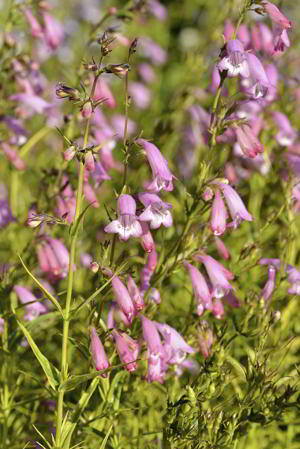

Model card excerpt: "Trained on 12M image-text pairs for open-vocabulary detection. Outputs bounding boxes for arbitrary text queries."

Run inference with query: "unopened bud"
[56,82,81,101]
[81,101,93,118]
[108,7,117,15]
[63,145,76,161]
[90,261,99,273]
[85,151,95,172]
[104,63,130,77]
[203,187,213,201]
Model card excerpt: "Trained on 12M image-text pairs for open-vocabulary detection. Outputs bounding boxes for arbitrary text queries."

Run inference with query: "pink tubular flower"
[104,194,143,241]
[211,190,227,236]
[194,254,234,299]
[215,236,230,260]
[42,12,64,50]
[22,8,44,38]
[154,322,196,365]
[137,139,174,192]
[90,327,109,376]
[183,261,212,315]
[140,222,154,253]
[83,183,100,208]
[138,192,172,229]
[262,2,292,29]
[218,183,252,226]
[273,112,296,147]
[112,330,139,372]
[218,39,250,78]
[235,124,264,158]
[14,285,47,321]
[262,264,276,302]
[111,276,135,324]
[140,315,165,383]
[127,275,144,312]
[244,53,272,99]
[273,25,290,53]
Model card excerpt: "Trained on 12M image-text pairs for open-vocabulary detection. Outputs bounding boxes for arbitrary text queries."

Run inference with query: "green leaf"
[100,424,113,449]
[18,255,64,316]
[17,320,59,390]
[69,201,94,237]
[59,371,108,392]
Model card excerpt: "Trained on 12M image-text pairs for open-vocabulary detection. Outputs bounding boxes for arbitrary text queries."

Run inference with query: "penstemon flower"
[112,330,140,372]
[111,275,136,324]
[138,192,172,229]
[104,194,143,241]
[90,327,109,376]
[184,261,212,315]
[218,183,252,227]
[218,39,250,78]
[137,138,175,192]
[211,189,227,236]
[194,254,234,299]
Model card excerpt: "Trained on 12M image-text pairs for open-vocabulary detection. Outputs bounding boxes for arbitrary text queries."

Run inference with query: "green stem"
[55,117,90,448]
[19,127,51,158]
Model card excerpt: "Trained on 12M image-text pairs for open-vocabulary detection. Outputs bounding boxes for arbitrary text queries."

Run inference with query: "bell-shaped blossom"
[140,37,167,66]
[273,25,290,53]
[104,194,143,241]
[137,139,174,192]
[184,261,212,315]
[262,264,276,302]
[148,0,167,21]
[198,321,213,359]
[14,285,47,321]
[215,236,230,260]
[112,330,139,372]
[140,222,155,253]
[127,275,144,312]
[128,82,151,110]
[140,315,165,383]
[195,254,234,299]
[37,237,72,280]
[111,275,135,324]
[218,39,250,78]
[218,183,252,226]
[211,190,227,236]
[273,112,296,147]
[138,192,172,229]
[42,12,64,50]
[22,7,44,38]
[262,1,292,29]
[235,124,264,158]
[154,322,196,365]
[244,53,272,99]
[140,246,158,294]
[90,327,109,376]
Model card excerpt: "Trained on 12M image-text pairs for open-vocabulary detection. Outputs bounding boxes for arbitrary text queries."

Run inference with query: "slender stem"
[55,120,91,448]
[1,318,9,448]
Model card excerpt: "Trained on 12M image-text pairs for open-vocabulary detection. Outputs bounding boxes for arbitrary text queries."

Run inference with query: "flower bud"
[56,83,81,101]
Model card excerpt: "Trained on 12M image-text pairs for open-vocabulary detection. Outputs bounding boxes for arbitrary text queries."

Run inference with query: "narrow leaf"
[70,201,95,237]
[100,424,113,449]
[17,320,59,390]
[18,255,64,316]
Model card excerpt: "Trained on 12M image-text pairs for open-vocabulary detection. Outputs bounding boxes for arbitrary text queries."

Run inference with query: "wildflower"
[127,275,144,312]
[81,101,93,119]
[194,254,234,299]
[215,236,230,260]
[273,112,296,147]
[84,151,95,172]
[218,39,250,78]
[42,11,64,50]
[211,190,227,236]
[273,25,290,53]
[261,2,292,29]
[244,53,272,98]
[22,8,44,38]
[262,264,276,302]
[184,261,212,315]
[140,315,165,383]
[63,145,76,162]
[218,183,252,227]
[235,124,264,158]
[137,138,174,192]
[111,275,135,324]
[138,192,172,229]
[140,222,155,253]
[112,330,139,372]
[104,194,142,241]
[154,322,196,365]
[90,327,109,376]
[14,285,47,321]
[104,63,130,77]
